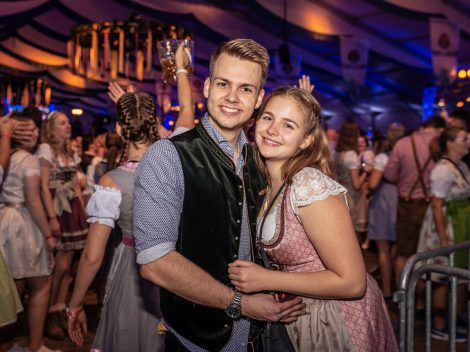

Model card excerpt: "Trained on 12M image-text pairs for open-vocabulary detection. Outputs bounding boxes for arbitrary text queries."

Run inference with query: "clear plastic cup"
[157,39,194,82]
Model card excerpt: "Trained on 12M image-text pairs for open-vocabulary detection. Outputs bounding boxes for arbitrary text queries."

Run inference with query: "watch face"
[225,306,241,319]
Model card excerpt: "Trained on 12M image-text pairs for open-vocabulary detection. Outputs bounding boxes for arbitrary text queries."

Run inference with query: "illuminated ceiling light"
[196,102,204,110]
[68,15,192,82]
[466,97,470,103]
[438,100,445,107]
[467,69,470,77]
[71,108,83,116]
[194,119,200,124]
[456,101,464,108]
[168,120,175,126]
[458,69,467,79]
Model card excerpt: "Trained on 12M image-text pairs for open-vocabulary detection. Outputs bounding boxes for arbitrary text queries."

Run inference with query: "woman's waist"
[0,201,26,208]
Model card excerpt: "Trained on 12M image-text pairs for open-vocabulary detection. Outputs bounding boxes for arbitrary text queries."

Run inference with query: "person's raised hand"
[175,41,190,71]
[297,75,314,94]
[0,112,15,137]
[108,81,126,104]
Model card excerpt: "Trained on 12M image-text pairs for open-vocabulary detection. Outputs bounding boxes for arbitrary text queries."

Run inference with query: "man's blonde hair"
[209,38,269,89]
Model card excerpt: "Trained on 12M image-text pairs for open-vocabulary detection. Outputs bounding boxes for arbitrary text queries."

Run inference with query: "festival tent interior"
[0,0,469,134]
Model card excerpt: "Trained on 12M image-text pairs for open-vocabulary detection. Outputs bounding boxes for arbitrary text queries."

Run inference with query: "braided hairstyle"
[116,92,160,162]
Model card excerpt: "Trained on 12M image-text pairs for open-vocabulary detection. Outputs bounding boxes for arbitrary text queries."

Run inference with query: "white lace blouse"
[259,167,347,242]
[85,185,122,228]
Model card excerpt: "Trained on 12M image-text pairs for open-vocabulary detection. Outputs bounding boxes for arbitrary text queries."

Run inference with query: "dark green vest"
[161,123,266,351]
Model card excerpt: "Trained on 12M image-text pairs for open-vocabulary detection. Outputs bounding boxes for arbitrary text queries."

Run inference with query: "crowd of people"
[0,37,468,352]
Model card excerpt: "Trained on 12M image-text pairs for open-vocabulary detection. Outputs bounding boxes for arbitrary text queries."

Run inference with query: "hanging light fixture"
[0,75,51,108]
[68,14,192,82]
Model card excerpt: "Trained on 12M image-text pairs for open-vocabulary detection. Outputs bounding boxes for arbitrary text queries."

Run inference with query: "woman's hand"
[440,235,450,248]
[49,217,61,237]
[228,260,269,293]
[46,235,58,251]
[297,75,314,94]
[67,306,87,347]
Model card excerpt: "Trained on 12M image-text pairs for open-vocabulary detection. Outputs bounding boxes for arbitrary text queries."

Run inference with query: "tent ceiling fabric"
[0,0,469,129]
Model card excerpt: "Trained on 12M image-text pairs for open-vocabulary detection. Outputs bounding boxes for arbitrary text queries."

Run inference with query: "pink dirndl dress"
[259,167,397,352]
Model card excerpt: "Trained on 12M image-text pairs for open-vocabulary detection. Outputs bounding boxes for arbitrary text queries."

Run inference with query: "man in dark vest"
[134,39,305,351]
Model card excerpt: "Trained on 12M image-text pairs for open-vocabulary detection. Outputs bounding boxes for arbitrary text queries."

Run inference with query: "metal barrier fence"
[394,241,470,352]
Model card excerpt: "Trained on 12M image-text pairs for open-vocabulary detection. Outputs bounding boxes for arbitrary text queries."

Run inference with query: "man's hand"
[241,293,306,323]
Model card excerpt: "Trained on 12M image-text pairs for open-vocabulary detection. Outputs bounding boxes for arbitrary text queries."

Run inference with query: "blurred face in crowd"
[357,136,367,154]
[450,130,470,159]
[204,53,265,136]
[53,113,72,142]
[448,117,467,130]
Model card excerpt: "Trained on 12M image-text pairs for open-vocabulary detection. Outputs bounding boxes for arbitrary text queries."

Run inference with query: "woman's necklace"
[263,187,271,212]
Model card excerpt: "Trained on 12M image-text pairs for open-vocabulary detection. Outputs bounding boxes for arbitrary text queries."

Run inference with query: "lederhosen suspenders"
[405,134,432,202]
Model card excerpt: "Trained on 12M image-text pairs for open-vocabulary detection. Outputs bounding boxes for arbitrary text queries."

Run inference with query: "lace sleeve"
[85,185,122,228]
[291,167,347,216]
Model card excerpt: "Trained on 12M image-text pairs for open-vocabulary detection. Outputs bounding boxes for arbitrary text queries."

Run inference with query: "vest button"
[239,185,243,189]
[233,254,238,258]
[236,219,241,224]
[238,202,242,206]
[234,236,239,241]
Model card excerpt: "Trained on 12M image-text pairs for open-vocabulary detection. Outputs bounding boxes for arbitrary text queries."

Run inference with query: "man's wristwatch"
[225,290,243,319]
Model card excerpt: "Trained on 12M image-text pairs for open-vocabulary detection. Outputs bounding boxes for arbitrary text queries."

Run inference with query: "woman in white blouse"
[417,127,470,341]
[0,114,58,352]
[368,124,404,299]
[333,123,370,235]
[67,43,194,350]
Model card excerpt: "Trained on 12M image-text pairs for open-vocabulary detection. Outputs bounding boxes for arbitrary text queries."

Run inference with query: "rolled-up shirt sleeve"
[134,139,184,265]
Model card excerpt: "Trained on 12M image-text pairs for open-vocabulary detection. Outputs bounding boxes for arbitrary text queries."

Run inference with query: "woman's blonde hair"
[41,111,72,158]
[254,86,330,185]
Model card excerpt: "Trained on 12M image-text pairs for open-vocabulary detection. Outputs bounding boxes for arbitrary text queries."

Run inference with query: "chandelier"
[1,75,51,108]
[67,15,192,82]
